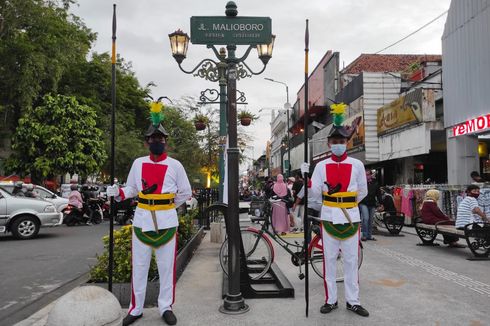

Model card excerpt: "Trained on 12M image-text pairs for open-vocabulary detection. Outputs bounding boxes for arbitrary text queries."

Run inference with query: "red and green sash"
[322,221,359,240]
[133,226,176,248]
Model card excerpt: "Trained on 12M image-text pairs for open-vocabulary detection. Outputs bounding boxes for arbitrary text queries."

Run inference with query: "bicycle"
[218,197,363,282]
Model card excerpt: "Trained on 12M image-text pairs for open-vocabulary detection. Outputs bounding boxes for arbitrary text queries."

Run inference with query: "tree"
[6,94,107,183]
[161,105,205,183]
[0,0,95,133]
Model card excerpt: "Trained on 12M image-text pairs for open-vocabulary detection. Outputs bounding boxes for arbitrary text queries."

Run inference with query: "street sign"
[190,16,272,45]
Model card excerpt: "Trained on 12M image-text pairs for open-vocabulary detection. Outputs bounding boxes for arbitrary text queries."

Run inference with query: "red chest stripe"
[142,163,168,194]
[325,163,352,192]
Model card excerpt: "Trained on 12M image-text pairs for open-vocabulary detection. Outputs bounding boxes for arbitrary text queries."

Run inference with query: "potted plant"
[193,114,208,131]
[238,110,258,126]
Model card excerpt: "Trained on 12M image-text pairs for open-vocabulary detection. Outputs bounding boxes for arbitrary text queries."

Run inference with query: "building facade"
[442,0,490,184]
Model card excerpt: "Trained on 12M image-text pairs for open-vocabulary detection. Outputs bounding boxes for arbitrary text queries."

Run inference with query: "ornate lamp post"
[169,1,274,314]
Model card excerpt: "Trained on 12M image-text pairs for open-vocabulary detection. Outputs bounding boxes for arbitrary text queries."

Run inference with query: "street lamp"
[168,29,189,64]
[168,2,274,315]
[264,78,291,177]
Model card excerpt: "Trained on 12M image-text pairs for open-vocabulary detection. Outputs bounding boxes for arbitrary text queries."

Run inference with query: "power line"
[375,10,448,54]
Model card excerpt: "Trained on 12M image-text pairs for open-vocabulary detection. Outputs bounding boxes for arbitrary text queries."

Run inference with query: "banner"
[377,88,424,135]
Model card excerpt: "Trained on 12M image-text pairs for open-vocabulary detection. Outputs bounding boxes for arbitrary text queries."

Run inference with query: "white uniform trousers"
[321,226,360,305]
[128,230,177,316]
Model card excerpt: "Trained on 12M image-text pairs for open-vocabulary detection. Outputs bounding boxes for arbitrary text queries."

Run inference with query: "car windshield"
[0,185,14,195]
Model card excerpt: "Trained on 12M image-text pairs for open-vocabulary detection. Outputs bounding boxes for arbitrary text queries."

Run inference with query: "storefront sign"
[345,112,365,151]
[452,114,490,137]
[377,88,425,135]
[190,16,272,45]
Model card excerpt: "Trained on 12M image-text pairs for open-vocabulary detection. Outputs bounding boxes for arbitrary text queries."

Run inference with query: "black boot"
[162,310,177,325]
[122,313,143,326]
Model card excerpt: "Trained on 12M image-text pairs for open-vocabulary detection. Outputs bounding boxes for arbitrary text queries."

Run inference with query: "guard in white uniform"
[108,101,191,326]
[307,103,369,317]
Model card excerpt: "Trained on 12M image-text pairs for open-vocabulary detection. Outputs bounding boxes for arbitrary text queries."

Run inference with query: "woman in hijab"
[420,189,464,248]
[271,174,291,235]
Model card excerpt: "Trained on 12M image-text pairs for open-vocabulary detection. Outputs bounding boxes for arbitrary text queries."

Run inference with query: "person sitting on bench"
[377,187,396,215]
[456,185,489,230]
[421,189,465,248]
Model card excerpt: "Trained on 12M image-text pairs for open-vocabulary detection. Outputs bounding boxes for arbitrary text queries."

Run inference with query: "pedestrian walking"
[292,172,305,231]
[107,102,191,326]
[271,174,292,235]
[359,169,380,241]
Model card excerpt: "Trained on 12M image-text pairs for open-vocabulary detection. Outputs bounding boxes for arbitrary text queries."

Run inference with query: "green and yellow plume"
[330,102,347,127]
[149,101,164,126]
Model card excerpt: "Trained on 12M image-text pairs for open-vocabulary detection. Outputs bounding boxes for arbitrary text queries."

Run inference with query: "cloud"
[73,0,451,159]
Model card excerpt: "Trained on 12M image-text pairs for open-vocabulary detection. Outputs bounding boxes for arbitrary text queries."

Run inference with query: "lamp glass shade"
[257,34,275,60]
[168,30,189,59]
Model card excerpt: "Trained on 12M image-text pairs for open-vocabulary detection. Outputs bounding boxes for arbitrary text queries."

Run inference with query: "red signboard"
[452,114,490,137]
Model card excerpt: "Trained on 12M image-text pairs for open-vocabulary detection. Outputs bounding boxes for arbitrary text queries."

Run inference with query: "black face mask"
[149,142,165,155]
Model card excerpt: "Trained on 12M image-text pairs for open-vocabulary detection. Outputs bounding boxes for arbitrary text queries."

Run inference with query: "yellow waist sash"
[137,192,176,211]
[322,191,358,209]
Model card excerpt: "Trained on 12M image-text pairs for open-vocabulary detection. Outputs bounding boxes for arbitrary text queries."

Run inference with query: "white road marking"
[371,244,490,298]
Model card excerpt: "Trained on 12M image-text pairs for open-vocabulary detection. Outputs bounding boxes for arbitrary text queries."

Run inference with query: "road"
[0,223,113,325]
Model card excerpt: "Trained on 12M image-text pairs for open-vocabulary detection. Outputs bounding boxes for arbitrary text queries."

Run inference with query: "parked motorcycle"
[115,198,137,225]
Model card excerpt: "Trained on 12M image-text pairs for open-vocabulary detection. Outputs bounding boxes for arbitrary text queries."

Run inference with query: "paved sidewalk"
[17,227,490,326]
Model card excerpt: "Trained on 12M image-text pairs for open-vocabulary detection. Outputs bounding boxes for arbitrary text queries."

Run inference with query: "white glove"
[301,162,310,174]
[106,184,120,197]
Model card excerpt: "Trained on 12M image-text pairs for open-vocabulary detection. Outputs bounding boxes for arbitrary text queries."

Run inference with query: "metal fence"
[195,188,219,229]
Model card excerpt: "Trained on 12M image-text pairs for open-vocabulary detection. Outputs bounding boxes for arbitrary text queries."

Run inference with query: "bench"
[414,218,490,260]
[375,212,405,235]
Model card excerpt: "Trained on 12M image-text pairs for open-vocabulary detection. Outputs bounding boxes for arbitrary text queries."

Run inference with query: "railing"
[195,188,220,229]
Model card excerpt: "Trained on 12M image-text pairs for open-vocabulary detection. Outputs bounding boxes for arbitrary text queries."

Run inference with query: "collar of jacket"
[331,153,347,162]
[150,152,167,162]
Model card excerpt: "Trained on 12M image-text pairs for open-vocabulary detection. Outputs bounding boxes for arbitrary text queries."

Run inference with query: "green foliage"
[162,107,205,183]
[178,209,199,249]
[6,94,106,181]
[90,210,199,283]
[0,0,95,133]
[89,225,158,283]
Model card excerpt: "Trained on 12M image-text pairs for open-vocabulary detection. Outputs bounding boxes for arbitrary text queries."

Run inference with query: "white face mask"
[330,144,347,156]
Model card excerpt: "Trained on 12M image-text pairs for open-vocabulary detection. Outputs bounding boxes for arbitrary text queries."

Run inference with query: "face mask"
[331,144,347,157]
[149,142,165,155]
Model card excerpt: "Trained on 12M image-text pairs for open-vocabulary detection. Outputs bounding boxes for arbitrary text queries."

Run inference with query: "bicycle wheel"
[309,236,364,282]
[219,229,273,280]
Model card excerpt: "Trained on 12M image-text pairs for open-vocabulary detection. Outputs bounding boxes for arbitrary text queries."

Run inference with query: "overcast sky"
[72,0,451,165]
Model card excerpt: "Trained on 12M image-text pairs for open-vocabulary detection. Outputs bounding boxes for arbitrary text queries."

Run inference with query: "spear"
[303,18,310,318]
[108,3,116,293]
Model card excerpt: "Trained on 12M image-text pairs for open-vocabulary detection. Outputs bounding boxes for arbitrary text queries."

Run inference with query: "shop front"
[375,88,443,185]
[447,113,490,183]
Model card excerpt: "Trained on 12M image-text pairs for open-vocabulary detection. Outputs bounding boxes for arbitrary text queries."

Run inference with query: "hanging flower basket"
[194,121,206,131]
[240,117,252,126]
[237,110,258,127]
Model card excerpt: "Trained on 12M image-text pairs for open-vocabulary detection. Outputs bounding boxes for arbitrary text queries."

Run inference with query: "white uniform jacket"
[119,154,192,232]
[309,154,368,224]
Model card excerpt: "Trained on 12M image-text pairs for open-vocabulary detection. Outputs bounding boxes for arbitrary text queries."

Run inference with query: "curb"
[6,272,90,326]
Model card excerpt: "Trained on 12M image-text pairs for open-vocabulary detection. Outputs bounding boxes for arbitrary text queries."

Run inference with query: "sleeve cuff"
[119,188,126,201]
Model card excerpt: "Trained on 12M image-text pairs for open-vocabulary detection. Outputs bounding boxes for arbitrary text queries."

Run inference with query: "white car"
[0,183,68,213]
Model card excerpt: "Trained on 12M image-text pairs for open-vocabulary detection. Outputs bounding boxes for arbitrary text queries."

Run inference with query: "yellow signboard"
[377,88,423,135]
